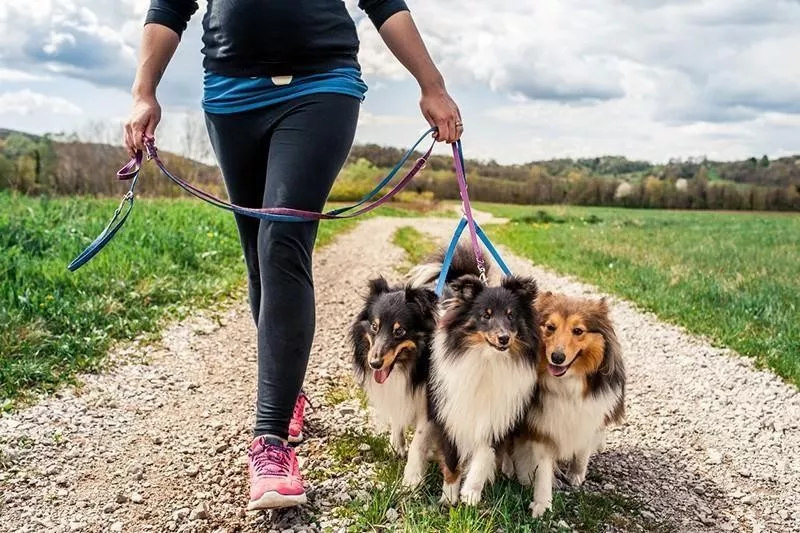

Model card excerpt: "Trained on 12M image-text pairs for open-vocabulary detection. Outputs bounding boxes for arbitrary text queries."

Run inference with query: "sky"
[1,0,799,165]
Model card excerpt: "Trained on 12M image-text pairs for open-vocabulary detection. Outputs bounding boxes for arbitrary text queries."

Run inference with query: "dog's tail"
[407,241,493,288]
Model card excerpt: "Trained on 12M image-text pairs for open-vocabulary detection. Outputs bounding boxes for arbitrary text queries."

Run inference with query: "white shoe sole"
[288,431,303,444]
[247,490,307,511]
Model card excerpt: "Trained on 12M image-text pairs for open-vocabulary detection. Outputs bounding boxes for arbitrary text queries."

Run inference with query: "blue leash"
[433,142,512,296]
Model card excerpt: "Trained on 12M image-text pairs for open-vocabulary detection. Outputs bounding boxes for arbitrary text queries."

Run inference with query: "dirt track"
[1,211,798,533]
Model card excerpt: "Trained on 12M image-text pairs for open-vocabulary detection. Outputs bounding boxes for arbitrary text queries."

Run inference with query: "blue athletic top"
[202,67,368,114]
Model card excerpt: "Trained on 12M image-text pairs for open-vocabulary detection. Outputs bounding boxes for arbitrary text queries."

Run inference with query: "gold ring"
[455,122,464,127]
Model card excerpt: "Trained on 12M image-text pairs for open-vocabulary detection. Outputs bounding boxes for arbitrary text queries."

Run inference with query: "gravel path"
[1,211,798,533]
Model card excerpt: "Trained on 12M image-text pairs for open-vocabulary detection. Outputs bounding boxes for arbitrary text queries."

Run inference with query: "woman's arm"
[376,11,463,143]
[124,0,198,154]
[124,24,179,155]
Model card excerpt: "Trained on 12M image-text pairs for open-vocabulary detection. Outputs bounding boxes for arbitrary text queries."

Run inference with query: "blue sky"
[1,0,800,164]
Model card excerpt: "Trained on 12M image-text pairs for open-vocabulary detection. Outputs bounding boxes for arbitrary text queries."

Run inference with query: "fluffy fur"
[349,276,438,487]
[509,291,626,518]
[415,243,541,506]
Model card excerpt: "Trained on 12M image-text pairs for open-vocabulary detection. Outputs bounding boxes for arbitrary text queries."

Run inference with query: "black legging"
[205,93,360,439]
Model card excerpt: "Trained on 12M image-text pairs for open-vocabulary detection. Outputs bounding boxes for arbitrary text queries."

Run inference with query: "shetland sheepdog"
[349,276,439,488]
[509,291,626,517]
[409,243,541,506]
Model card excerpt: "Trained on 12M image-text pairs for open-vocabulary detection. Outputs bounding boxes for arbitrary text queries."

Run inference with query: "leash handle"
[67,173,139,271]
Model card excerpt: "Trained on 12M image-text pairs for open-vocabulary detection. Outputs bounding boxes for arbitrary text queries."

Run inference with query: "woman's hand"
[377,11,464,143]
[123,23,181,155]
[124,95,161,156]
[420,85,463,143]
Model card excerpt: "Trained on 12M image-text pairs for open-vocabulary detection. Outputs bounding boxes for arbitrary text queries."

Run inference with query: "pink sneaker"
[247,436,307,510]
[288,391,310,444]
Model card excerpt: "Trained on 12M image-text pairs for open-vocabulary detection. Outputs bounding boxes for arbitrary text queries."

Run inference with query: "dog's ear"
[596,296,610,314]
[534,290,554,313]
[405,286,438,315]
[450,274,484,302]
[502,275,538,303]
[367,276,390,296]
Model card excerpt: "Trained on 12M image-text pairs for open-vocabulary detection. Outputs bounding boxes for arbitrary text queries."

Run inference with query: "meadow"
[0,192,441,409]
[478,204,800,387]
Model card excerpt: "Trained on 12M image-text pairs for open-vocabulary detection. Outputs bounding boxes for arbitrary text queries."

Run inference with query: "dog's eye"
[572,327,584,336]
[506,309,513,318]
[482,312,491,321]
[545,323,556,332]
[394,327,406,338]
[370,321,379,332]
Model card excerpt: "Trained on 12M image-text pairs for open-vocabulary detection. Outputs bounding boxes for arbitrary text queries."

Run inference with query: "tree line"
[2,129,799,211]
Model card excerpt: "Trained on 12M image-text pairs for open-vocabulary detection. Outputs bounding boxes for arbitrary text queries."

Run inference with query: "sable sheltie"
[349,276,438,488]
[510,291,626,517]
[410,243,541,506]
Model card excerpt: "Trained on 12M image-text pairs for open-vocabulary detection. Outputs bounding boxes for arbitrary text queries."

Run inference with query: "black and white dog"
[349,276,438,487]
[408,243,542,505]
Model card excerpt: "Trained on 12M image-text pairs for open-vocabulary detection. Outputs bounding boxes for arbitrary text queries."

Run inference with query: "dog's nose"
[497,334,510,346]
[369,359,383,370]
[551,351,566,364]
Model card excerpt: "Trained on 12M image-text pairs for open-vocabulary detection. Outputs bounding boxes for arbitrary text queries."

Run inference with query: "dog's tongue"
[548,364,568,377]
[373,367,391,384]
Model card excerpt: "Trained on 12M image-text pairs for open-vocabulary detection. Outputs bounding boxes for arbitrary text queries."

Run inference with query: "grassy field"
[477,203,800,387]
[391,226,439,275]
[0,192,445,409]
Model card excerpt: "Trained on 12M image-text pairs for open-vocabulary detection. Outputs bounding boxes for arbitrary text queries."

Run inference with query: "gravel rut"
[1,212,799,533]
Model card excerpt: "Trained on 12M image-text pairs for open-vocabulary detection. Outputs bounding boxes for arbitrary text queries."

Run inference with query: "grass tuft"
[391,226,439,275]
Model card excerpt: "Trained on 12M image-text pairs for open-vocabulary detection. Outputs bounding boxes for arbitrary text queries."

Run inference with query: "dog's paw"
[439,483,460,506]
[500,454,515,479]
[567,470,586,487]
[390,434,407,458]
[459,486,482,506]
[401,471,424,490]
[529,500,552,518]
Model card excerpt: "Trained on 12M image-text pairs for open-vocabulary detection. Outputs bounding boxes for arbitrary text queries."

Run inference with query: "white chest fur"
[534,377,621,460]
[363,369,424,431]
[430,332,537,457]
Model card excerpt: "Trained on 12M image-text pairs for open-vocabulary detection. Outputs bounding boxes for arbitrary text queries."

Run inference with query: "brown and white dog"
[510,291,626,517]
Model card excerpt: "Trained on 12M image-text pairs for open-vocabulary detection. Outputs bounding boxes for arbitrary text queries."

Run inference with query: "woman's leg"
[203,110,270,324]
[253,93,359,440]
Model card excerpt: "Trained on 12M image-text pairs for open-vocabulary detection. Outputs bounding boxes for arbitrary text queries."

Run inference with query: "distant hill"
[347,144,800,188]
[0,128,220,197]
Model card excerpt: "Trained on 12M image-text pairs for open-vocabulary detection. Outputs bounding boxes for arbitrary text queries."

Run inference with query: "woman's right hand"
[124,94,161,156]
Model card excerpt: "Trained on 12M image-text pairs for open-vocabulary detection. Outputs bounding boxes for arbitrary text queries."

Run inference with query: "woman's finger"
[123,123,135,156]
[132,119,147,151]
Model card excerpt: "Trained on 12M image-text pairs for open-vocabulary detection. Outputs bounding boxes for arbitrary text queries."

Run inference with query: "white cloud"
[0,68,48,82]
[0,89,82,115]
[358,111,419,127]
[2,0,800,163]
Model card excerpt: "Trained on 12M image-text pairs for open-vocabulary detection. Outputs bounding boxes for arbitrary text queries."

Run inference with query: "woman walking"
[124,0,462,510]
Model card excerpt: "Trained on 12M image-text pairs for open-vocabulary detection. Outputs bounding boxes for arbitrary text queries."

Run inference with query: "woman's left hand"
[420,85,463,143]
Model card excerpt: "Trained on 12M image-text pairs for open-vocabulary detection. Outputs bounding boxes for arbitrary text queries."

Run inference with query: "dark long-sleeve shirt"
[145,0,409,77]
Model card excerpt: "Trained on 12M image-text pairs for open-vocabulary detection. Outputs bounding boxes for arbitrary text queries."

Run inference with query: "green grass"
[391,226,439,274]
[0,193,443,409]
[477,203,800,387]
[331,431,664,533]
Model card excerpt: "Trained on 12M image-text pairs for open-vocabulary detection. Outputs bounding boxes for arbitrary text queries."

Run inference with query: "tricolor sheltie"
[510,291,626,517]
[349,276,438,488]
[409,243,541,506]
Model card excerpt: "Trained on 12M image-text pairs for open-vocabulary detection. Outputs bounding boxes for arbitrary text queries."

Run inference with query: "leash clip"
[144,139,157,161]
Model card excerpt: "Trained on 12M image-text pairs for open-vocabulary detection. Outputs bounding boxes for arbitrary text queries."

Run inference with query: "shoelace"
[250,439,291,476]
